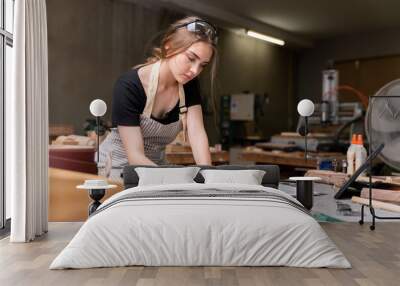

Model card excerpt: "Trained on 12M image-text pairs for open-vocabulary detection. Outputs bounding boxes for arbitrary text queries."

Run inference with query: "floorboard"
[0,222,399,286]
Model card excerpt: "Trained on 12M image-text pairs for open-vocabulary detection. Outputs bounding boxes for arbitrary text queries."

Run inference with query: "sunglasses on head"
[174,19,218,45]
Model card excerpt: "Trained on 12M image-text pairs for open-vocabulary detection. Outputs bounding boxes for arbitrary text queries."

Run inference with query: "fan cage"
[365,79,400,172]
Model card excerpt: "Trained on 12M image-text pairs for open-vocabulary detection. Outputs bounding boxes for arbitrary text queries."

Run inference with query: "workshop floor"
[279,182,400,223]
[1,222,400,286]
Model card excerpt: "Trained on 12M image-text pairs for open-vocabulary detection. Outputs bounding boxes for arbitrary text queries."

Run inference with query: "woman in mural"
[98,16,218,181]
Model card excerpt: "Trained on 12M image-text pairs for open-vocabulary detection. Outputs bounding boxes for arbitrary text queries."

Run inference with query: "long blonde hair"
[137,16,218,115]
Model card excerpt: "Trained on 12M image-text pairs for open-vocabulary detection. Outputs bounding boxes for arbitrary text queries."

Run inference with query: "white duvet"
[50,183,351,269]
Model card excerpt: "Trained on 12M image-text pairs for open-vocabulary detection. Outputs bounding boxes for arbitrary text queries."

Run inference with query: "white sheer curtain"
[7,0,49,242]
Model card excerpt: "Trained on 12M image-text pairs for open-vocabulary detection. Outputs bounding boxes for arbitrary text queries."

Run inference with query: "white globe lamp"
[297,99,315,117]
[89,99,107,163]
[90,99,107,117]
[297,99,315,160]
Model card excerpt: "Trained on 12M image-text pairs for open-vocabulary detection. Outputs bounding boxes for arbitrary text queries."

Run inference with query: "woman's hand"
[186,105,212,165]
[118,126,156,165]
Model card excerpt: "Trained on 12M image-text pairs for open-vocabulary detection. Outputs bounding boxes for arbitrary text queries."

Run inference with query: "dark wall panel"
[47,0,295,143]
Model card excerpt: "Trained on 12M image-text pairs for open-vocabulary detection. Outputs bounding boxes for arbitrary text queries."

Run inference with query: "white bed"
[50,183,351,269]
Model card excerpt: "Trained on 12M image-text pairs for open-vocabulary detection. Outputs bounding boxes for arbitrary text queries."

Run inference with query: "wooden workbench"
[166,151,229,165]
[49,150,229,222]
[49,168,123,222]
[240,149,344,169]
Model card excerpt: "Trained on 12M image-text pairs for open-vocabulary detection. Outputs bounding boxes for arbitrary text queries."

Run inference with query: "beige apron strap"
[143,61,161,117]
[178,84,188,143]
[143,60,188,142]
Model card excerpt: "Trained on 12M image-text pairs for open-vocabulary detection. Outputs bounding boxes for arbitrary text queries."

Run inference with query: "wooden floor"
[0,222,399,286]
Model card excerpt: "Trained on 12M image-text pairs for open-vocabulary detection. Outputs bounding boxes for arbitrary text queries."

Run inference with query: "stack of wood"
[305,170,350,189]
[352,176,400,213]
[358,177,400,203]
[357,175,400,186]
[352,196,400,213]
[49,124,74,142]
[359,188,400,203]
[305,169,400,212]
[165,144,191,153]
[52,135,96,147]
[243,146,264,153]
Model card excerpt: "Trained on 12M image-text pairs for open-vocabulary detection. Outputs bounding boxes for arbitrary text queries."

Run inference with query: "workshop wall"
[296,28,400,103]
[47,0,179,136]
[47,0,296,144]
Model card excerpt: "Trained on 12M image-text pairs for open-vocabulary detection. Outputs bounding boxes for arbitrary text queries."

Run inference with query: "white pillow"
[135,167,200,186]
[200,169,266,185]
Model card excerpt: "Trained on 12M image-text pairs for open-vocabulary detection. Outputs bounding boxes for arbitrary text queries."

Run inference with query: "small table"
[77,180,117,215]
[288,177,322,210]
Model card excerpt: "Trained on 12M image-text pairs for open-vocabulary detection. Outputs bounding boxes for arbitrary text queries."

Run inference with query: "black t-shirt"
[112,68,202,127]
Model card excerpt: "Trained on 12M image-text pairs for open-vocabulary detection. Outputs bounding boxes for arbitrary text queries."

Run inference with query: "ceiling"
[196,0,400,40]
[125,0,400,48]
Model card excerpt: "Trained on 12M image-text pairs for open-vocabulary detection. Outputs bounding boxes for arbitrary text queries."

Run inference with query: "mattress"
[50,183,351,269]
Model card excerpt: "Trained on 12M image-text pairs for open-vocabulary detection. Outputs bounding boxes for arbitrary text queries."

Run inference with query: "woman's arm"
[186,105,212,165]
[118,126,156,165]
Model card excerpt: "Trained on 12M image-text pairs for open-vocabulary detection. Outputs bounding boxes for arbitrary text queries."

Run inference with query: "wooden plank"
[240,150,317,168]
[279,132,333,138]
[241,149,345,169]
[357,176,400,187]
[351,196,400,213]
[360,188,400,203]
[165,144,192,153]
[255,142,298,152]
[305,170,349,187]
[49,124,74,136]
[166,151,229,165]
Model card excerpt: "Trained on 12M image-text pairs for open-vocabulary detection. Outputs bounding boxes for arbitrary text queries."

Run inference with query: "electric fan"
[365,79,400,172]
[362,79,400,230]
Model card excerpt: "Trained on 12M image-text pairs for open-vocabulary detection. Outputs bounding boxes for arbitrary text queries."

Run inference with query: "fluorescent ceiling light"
[246,30,285,46]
